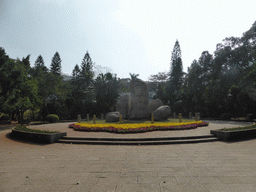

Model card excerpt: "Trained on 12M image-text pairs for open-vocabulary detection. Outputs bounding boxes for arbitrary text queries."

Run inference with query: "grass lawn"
[220,123,256,131]
[15,125,59,134]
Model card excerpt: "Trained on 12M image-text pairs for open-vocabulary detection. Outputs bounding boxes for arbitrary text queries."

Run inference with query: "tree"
[50,52,61,76]
[29,53,69,120]
[34,55,48,73]
[148,72,168,83]
[169,40,184,89]
[66,64,83,117]
[183,60,204,113]
[0,52,40,121]
[94,72,120,114]
[167,40,184,109]
[198,51,213,82]
[117,78,130,93]
[79,51,94,93]
[148,72,169,102]
[72,64,80,77]
[0,48,9,97]
[129,73,139,81]
[240,62,256,99]
[66,53,95,118]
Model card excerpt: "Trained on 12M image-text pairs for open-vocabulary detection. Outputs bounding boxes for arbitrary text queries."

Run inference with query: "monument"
[114,78,169,121]
[129,79,150,119]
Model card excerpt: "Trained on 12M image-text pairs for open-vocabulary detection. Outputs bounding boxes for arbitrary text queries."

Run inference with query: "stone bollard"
[189,112,192,119]
[78,114,81,123]
[179,113,182,123]
[174,112,176,119]
[195,113,199,121]
[119,114,122,123]
[151,114,154,124]
[198,112,200,120]
[93,115,96,124]
[101,113,104,120]
[86,114,89,121]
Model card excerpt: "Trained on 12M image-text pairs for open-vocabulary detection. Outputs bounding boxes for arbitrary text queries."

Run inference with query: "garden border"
[210,128,256,141]
[11,128,67,144]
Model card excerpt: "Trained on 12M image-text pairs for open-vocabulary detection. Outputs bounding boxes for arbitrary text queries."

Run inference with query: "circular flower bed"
[68,121,209,133]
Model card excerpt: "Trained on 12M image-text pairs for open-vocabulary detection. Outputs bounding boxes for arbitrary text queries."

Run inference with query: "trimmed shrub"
[46,114,59,123]
[220,113,233,120]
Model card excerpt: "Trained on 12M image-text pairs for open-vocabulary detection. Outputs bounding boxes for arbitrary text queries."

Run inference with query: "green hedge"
[46,114,59,123]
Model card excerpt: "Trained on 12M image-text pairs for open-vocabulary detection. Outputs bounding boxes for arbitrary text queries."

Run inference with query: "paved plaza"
[1,121,256,191]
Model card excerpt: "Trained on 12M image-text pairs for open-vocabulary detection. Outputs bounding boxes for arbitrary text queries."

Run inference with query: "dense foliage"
[149,21,256,119]
[94,72,120,114]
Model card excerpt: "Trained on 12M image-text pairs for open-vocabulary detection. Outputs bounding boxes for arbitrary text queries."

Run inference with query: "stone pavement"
[1,120,256,191]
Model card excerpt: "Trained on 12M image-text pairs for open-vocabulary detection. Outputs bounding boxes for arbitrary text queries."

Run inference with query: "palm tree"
[129,73,139,81]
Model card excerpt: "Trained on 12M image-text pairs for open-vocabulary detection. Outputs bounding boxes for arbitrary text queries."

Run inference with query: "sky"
[0,0,255,81]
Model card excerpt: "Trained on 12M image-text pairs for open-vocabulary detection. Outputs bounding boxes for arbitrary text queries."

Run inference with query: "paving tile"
[218,176,256,184]
[160,182,209,192]
[198,176,222,184]
[239,176,256,183]
[91,174,123,191]
[158,171,198,177]
[138,176,176,184]
[175,176,201,186]
[160,183,188,192]
[206,166,246,172]
[89,163,104,172]
[138,167,174,172]
[178,183,210,192]
[204,183,256,192]
[115,183,160,192]
[89,183,117,192]
[68,183,97,192]
[58,172,91,185]
[120,171,157,178]
[53,185,74,192]
[1,121,256,191]
[102,163,137,172]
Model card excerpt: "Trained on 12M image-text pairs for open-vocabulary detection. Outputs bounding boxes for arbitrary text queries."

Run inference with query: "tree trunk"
[17,110,21,123]
[31,109,35,120]
[20,110,24,122]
